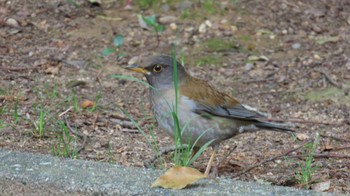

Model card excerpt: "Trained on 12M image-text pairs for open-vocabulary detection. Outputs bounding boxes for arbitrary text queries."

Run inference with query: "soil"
[1,0,349,194]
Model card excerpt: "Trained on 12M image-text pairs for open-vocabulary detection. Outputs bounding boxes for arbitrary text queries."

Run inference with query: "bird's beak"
[125,64,151,75]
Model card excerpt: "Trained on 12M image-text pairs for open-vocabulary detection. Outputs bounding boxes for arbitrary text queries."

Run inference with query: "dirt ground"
[1,0,349,194]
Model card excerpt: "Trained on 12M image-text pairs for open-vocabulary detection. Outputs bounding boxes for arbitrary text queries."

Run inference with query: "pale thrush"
[126,55,293,175]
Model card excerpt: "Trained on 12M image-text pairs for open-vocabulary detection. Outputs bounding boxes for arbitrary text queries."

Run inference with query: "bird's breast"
[150,91,239,147]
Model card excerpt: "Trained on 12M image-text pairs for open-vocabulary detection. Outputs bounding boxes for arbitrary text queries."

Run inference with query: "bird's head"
[125,55,188,90]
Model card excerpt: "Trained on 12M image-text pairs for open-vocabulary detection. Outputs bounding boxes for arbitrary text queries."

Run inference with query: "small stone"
[198,23,206,33]
[159,16,177,24]
[292,43,301,49]
[313,54,321,60]
[282,29,288,34]
[231,25,238,32]
[5,17,19,27]
[204,20,212,28]
[220,19,228,24]
[245,63,254,71]
[185,27,194,32]
[169,23,177,30]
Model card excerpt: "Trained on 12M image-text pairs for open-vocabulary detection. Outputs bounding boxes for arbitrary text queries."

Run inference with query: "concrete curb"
[0,149,330,195]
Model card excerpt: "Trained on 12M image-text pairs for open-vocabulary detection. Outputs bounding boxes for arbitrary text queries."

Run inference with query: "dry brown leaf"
[81,100,94,109]
[323,143,333,151]
[43,60,62,75]
[296,133,310,141]
[151,166,208,189]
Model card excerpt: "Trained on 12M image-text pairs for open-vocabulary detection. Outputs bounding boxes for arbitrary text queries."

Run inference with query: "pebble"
[199,23,206,33]
[169,23,177,30]
[231,25,238,32]
[292,43,301,49]
[245,63,254,71]
[220,19,228,24]
[5,17,19,27]
[313,54,321,60]
[204,20,212,28]
[159,15,177,24]
[185,27,194,32]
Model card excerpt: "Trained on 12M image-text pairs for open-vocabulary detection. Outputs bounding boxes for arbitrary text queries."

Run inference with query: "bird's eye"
[153,64,163,72]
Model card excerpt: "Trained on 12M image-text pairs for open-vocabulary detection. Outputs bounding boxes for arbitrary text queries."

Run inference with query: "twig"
[0,65,37,72]
[110,118,136,129]
[92,112,99,129]
[327,146,350,151]
[295,178,320,188]
[231,140,312,178]
[109,113,131,121]
[317,69,342,89]
[63,116,87,153]
[222,145,237,162]
[320,134,350,143]
[266,117,344,126]
[58,106,73,117]
[243,78,270,84]
[287,153,350,159]
[121,129,139,134]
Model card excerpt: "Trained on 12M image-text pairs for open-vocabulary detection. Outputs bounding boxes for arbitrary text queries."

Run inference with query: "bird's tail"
[255,121,295,133]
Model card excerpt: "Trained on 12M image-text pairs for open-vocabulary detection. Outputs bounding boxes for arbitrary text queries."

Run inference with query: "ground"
[0,0,349,194]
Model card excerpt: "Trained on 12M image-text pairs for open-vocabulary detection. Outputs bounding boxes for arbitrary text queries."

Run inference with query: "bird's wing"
[194,103,267,120]
[179,77,266,120]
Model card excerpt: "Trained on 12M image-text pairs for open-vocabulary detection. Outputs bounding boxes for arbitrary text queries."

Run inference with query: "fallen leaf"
[81,100,94,109]
[101,48,116,57]
[66,80,87,88]
[137,15,151,30]
[322,143,333,151]
[296,133,310,141]
[315,36,339,45]
[247,55,269,62]
[113,34,124,47]
[151,166,208,189]
[42,60,62,75]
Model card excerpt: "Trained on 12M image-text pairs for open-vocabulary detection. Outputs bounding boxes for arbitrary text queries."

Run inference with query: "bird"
[126,55,294,176]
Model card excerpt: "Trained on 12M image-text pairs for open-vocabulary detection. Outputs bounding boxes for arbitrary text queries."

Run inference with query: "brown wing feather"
[179,77,239,107]
[179,77,265,120]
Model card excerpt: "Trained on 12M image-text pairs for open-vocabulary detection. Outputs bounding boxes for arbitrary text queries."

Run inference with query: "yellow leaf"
[151,166,208,189]
[81,100,94,109]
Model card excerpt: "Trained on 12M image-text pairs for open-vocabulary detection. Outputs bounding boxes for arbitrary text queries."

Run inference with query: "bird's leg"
[204,145,218,176]
[211,145,237,177]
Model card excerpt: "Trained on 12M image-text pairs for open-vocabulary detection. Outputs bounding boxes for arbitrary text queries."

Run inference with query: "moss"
[305,87,350,105]
[201,38,238,53]
[195,54,225,66]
